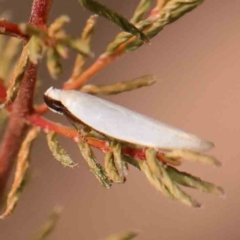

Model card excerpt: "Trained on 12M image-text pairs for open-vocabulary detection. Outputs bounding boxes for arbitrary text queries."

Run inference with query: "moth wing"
[60,90,213,152]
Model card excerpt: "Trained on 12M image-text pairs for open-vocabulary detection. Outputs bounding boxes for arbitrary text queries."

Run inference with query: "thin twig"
[0,20,28,40]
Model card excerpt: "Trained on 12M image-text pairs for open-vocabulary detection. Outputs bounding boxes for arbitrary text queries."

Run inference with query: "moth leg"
[63,111,109,141]
[79,126,91,142]
[63,113,90,141]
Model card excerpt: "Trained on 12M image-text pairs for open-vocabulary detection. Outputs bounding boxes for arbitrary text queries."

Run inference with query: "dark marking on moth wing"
[43,94,66,114]
[44,93,107,139]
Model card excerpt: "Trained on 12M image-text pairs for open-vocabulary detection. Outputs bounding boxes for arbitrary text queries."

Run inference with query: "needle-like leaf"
[3,46,29,106]
[78,140,112,188]
[105,0,204,54]
[46,131,78,168]
[69,15,97,82]
[0,127,39,219]
[166,166,224,196]
[130,0,153,24]
[78,0,148,42]
[104,151,124,183]
[81,75,156,95]
[165,149,221,167]
[145,148,201,207]
[111,142,128,181]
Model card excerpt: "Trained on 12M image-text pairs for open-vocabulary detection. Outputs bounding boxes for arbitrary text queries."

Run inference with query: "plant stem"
[0,20,28,40]
[29,0,53,27]
[0,0,52,200]
[0,80,6,101]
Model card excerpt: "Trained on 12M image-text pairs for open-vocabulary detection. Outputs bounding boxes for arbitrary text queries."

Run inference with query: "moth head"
[44,87,65,115]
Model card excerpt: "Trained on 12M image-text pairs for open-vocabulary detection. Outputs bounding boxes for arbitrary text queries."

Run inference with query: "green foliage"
[105,0,205,54]
[0,128,39,219]
[81,75,156,95]
[78,140,112,188]
[78,0,148,42]
[46,132,78,168]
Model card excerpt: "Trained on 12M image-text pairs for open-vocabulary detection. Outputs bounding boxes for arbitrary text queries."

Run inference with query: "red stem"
[0,63,37,198]
[29,0,53,27]
[0,0,52,200]
[0,79,6,101]
[0,20,28,40]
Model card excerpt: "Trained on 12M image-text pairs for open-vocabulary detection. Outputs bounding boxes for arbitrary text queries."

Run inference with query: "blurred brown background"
[1,0,240,240]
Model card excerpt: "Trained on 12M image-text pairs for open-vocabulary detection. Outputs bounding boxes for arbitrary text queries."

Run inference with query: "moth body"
[44,87,214,152]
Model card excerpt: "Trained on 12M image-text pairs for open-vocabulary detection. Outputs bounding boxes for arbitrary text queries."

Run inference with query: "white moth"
[44,87,214,152]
